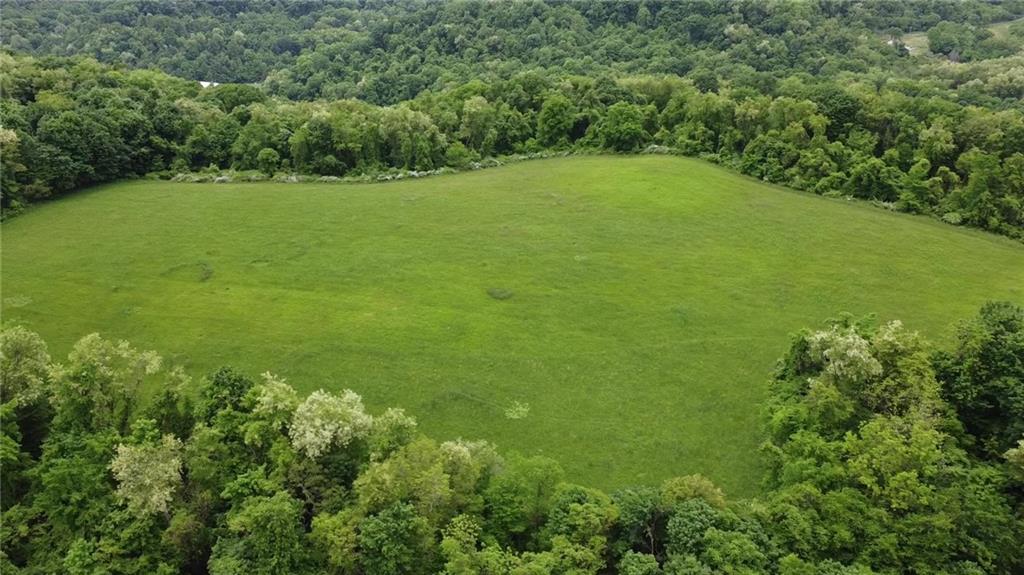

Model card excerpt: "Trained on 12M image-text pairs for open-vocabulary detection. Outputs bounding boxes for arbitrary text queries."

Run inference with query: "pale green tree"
[459,96,497,155]
[252,372,299,429]
[51,333,161,433]
[242,371,300,447]
[918,121,956,167]
[109,420,183,516]
[0,325,52,406]
[1005,439,1024,482]
[355,438,455,525]
[369,407,418,461]
[661,474,726,510]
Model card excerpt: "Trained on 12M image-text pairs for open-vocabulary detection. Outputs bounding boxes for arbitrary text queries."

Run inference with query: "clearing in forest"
[3,155,1022,496]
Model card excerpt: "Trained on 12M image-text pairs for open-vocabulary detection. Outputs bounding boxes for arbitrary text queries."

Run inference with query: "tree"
[543,484,618,546]
[484,454,564,546]
[936,301,1024,457]
[4,40,1024,240]
[899,158,934,213]
[248,372,299,433]
[459,96,497,155]
[988,67,1024,100]
[380,106,445,170]
[256,147,280,175]
[666,499,720,558]
[601,102,648,152]
[353,437,498,527]
[290,389,373,459]
[0,128,28,211]
[143,367,195,439]
[198,366,254,423]
[231,106,284,170]
[661,475,726,510]
[369,407,417,461]
[701,527,768,574]
[809,85,860,140]
[50,333,161,434]
[927,21,978,60]
[0,325,51,408]
[33,431,121,536]
[918,121,956,167]
[952,148,1004,229]
[5,311,1024,573]
[198,84,267,113]
[537,93,576,147]
[109,419,183,517]
[844,156,902,201]
[209,492,307,575]
[764,313,1024,573]
[444,141,478,168]
[620,551,662,575]
[289,114,334,173]
[358,502,434,575]
[1006,439,1024,483]
[185,113,242,169]
[689,68,719,93]
[613,486,667,556]
[0,332,52,506]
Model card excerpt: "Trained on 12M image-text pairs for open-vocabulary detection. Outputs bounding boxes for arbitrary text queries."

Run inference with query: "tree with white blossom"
[290,389,374,458]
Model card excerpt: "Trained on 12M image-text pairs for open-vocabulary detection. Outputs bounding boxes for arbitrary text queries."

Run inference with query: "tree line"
[3,51,1024,238]
[2,302,1022,574]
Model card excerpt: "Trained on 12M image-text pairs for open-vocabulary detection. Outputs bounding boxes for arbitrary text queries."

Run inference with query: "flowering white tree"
[290,389,373,458]
[110,433,183,516]
[801,320,941,422]
[807,326,883,385]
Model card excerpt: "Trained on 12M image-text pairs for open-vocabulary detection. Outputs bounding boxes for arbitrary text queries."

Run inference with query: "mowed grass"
[3,155,1023,496]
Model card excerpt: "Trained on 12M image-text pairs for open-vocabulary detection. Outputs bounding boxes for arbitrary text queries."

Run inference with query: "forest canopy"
[4,0,1024,101]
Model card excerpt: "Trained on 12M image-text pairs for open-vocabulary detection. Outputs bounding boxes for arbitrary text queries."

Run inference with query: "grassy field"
[900,15,1024,54]
[3,155,1023,496]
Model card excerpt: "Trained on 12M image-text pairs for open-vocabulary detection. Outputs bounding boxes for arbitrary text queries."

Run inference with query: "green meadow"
[3,155,1022,496]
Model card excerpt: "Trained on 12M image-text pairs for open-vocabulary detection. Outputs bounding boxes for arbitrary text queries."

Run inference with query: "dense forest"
[4,0,1024,101]
[3,1,1024,238]
[2,304,1023,574]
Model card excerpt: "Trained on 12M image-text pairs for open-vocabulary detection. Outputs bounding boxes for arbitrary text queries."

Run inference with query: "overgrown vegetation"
[2,303,1022,574]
